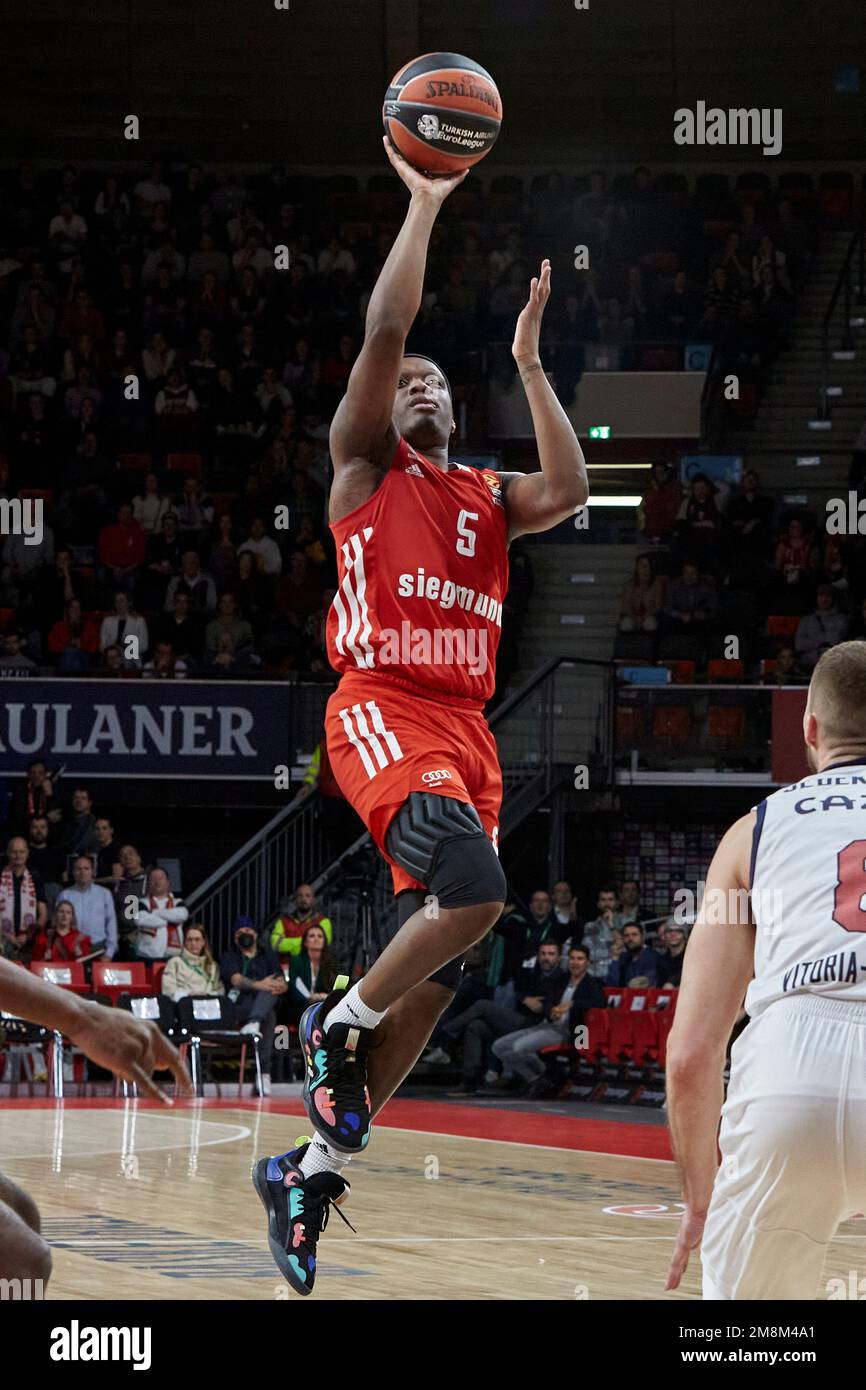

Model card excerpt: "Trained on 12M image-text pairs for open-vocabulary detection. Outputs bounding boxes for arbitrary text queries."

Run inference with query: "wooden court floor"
[0,1097,862,1301]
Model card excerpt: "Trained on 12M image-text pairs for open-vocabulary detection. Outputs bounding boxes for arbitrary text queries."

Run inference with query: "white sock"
[324,982,387,1033]
[299,1135,351,1179]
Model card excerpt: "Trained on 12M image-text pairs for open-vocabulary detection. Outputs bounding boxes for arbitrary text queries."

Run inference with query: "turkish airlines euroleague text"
[326,437,508,704]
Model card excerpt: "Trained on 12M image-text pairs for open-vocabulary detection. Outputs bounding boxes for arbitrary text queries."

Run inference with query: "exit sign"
[588,425,611,439]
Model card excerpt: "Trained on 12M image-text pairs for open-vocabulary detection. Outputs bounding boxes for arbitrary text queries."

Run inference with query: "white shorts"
[701,994,866,1301]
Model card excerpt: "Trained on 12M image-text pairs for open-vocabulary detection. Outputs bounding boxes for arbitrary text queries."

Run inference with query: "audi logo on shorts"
[422,769,453,785]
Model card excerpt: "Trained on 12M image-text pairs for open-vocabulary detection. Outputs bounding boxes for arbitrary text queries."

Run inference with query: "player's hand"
[512,259,551,366]
[665,1205,706,1291]
[382,137,468,204]
[67,1000,192,1103]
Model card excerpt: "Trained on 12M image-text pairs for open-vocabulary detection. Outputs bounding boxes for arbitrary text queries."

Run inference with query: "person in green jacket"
[286,923,338,1025]
[269,883,333,958]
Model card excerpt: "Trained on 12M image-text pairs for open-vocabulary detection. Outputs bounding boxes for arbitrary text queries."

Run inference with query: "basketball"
[383,52,502,174]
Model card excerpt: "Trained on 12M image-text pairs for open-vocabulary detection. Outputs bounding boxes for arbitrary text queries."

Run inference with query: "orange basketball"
[383,52,502,175]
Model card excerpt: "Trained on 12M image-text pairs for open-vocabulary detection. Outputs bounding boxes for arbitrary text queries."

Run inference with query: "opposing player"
[666,641,866,1299]
[0,955,190,1287]
[254,139,587,1294]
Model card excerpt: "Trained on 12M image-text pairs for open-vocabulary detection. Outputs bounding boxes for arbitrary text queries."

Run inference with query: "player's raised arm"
[500,261,589,538]
[664,812,756,1290]
[328,141,467,472]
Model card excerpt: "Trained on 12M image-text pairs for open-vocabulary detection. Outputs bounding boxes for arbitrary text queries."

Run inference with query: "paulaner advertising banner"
[0,680,292,779]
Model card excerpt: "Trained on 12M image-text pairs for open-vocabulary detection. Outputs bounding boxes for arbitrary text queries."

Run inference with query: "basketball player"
[0,955,189,1287]
[666,640,866,1299]
[254,139,587,1293]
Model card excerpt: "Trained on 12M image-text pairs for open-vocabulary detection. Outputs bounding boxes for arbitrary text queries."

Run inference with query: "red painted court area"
[4,1096,674,1161]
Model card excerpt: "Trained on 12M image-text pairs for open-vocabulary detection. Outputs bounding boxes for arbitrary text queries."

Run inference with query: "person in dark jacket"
[493,944,603,1094]
[605,922,661,986]
[218,916,287,1094]
[656,922,688,987]
[437,940,565,1095]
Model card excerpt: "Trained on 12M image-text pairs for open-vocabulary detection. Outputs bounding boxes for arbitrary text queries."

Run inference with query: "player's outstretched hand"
[382,137,468,204]
[512,259,551,366]
[665,1205,706,1291]
[68,1000,192,1103]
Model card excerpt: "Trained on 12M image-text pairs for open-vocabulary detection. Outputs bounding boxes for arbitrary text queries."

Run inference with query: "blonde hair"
[809,641,866,747]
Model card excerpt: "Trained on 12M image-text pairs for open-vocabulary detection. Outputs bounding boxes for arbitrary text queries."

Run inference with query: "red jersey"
[327,437,508,705]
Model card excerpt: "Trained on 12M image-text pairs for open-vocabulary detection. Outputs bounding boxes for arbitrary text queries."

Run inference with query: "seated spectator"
[763,642,808,686]
[795,585,848,672]
[235,549,273,631]
[675,474,721,572]
[285,922,338,1025]
[30,900,92,963]
[663,560,719,634]
[142,641,188,679]
[619,879,649,925]
[141,512,183,607]
[581,887,626,977]
[421,943,492,1065]
[492,945,605,1097]
[437,940,566,1096]
[8,760,62,836]
[205,592,253,663]
[174,478,213,551]
[154,591,205,663]
[98,503,146,591]
[219,917,287,1096]
[238,517,283,577]
[638,459,681,545]
[47,598,100,671]
[130,866,189,960]
[657,921,688,986]
[0,631,38,676]
[209,513,239,591]
[727,469,774,556]
[60,787,100,865]
[619,555,664,632]
[551,880,579,932]
[606,921,660,986]
[132,473,172,536]
[93,817,119,885]
[273,550,322,629]
[164,550,217,614]
[160,923,224,1001]
[0,836,48,960]
[700,266,740,338]
[57,855,117,958]
[270,883,334,957]
[99,592,149,667]
[773,516,818,611]
[27,817,64,899]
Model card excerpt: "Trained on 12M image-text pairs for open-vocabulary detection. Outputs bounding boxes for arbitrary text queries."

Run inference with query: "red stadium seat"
[767,614,800,637]
[603,987,625,1008]
[661,660,696,685]
[706,658,744,682]
[150,960,167,994]
[29,961,89,994]
[0,607,16,632]
[92,961,150,1005]
[580,1008,609,1062]
[631,1011,659,1063]
[647,988,677,1012]
[605,1010,635,1062]
[166,453,203,477]
[707,705,746,743]
[652,705,691,744]
[656,1012,676,1068]
[625,987,652,1011]
[117,453,153,473]
[616,705,645,743]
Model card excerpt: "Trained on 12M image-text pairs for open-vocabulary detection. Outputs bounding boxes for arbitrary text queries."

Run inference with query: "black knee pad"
[396,889,465,991]
[386,792,506,909]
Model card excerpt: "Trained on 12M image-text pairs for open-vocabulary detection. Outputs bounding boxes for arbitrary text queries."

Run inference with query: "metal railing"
[819,211,866,419]
[187,656,616,958]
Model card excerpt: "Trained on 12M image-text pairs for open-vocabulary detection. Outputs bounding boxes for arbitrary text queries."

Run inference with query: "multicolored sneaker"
[252,1139,353,1296]
[301,974,374,1155]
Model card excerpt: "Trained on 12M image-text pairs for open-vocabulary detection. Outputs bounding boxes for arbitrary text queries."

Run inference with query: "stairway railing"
[819,211,866,419]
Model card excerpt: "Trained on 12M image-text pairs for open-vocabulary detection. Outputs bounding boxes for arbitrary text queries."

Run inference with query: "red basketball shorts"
[324,671,503,895]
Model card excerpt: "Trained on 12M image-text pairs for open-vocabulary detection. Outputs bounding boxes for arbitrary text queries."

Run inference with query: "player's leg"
[300,791,504,1155]
[701,998,857,1300]
[0,1170,52,1286]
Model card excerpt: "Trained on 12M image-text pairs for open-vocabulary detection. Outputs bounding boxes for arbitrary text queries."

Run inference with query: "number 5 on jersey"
[456,509,479,557]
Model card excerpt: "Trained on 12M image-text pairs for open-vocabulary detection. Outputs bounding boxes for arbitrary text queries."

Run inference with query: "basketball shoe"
[301,975,374,1154]
[252,1139,353,1296]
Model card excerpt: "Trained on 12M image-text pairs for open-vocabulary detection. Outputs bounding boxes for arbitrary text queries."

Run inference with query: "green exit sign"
[588,425,611,439]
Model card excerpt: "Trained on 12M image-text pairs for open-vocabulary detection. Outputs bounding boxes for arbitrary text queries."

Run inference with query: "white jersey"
[745,759,866,1016]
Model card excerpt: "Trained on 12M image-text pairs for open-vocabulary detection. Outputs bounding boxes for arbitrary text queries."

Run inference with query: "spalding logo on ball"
[383,52,502,174]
